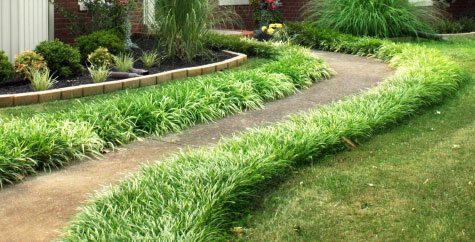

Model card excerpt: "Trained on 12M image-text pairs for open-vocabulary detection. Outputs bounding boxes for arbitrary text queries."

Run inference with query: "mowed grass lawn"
[234,38,475,242]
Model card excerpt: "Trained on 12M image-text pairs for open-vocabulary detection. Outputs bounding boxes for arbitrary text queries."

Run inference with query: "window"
[218,0,250,6]
[408,0,433,6]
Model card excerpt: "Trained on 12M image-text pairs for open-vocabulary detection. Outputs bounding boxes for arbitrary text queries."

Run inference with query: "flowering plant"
[254,23,283,41]
[251,0,283,27]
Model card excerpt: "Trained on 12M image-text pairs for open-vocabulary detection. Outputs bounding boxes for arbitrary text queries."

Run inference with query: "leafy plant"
[0,51,14,83]
[113,53,134,72]
[27,68,57,91]
[14,51,48,80]
[148,0,239,62]
[76,30,125,62]
[303,0,439,38]
[204,34,277,58]
[140,50,161,68]
[251,0,283,27]
[87,47,115,68]
[35,40,83,78]
[88,65,110,83]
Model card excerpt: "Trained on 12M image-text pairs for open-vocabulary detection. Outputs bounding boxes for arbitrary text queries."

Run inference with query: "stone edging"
[437,32,475,37]
[0,51,248,108]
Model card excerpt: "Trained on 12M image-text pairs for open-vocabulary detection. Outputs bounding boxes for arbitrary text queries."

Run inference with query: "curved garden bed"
[0,51,247,108]
[58,31,464,241]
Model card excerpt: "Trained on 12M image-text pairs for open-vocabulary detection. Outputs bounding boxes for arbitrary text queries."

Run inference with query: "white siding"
[0,0,52,62]
[219,0,250,6]
[409,0,433,6]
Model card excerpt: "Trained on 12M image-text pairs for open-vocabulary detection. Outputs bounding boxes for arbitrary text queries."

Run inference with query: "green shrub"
[148,0,238,62]
[0,51,13,83]
[14,51,48,80]
[204,33,278,58]
[60,44,463,241]
[302,0,438,38]
[434,17,475,33]
[76,30,125,62]
[35,40,83,78]
[0,43,332,185]
[87,47,115,68]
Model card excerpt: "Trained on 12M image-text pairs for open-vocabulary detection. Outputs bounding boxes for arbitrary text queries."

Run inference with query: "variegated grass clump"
[113,53,134,72]
[88,65,110,83]
[27,68,56,91]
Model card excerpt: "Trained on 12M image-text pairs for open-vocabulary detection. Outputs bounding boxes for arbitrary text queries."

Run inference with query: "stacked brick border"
[0,51,247,108]
[437,32,475,37]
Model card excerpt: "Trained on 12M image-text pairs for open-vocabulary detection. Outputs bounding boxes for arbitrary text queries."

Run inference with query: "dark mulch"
[0,36,233,95]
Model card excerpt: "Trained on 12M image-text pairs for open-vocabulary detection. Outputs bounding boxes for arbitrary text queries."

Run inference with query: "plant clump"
[76,30,125,62]
[303,0,438,38]
[113,53,134,72]
[35,39,83,78]
[0,51,14,83]
[88,65,110,83]
[87,47,115,68]
[14,51,48,81]
[27,68,57,91]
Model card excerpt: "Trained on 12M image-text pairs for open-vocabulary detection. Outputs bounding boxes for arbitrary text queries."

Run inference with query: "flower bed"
[59,31,464,241]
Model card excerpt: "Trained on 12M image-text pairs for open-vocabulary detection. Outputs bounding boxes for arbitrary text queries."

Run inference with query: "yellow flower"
[261,26,268,32]
[270,23,283,29]
[267,28,275,35]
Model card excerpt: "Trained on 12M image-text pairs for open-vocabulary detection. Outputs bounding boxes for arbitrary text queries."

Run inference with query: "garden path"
[0,51,394,242]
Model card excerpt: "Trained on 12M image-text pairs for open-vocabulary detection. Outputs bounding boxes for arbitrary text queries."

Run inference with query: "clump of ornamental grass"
[140,50,161,68]
[302,0,439,38]
[148,0,240,62]
[113,53,134,72]
[59,44,463,241]
[88,65,110,83]
[27,68,57,91]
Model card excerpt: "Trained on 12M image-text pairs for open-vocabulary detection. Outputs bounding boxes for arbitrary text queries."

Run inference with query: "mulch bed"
[0,35,234,95]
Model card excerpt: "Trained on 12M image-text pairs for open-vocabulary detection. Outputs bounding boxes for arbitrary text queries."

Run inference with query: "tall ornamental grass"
[149,0,239,62]
[0,43,332,185]
[302,0,438,38]
[60,43,464,241]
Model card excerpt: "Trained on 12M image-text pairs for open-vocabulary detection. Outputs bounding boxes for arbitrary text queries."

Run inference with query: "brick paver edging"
[0,51,248,108]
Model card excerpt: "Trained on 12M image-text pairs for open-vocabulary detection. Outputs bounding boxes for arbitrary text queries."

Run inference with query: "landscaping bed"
[0,36,234,95]
[57,30,464,241]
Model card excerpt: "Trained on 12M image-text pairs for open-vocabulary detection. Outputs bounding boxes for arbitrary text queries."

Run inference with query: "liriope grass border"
[0,42,333,186]
[59,32,465,241]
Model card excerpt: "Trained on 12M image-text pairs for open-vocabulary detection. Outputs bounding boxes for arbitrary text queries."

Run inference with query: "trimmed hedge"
[0,43,332,185]
[60,33,463,240]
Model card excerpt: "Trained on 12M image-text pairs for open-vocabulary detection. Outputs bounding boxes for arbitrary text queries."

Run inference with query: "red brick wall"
[447,0,475,17]
[54,0,145,44]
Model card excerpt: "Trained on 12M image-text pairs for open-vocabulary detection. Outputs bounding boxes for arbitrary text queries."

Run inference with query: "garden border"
[0,51,248,108]
[437,32,475,37]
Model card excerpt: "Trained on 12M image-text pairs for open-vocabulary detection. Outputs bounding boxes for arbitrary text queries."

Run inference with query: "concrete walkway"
[0,51,393,242]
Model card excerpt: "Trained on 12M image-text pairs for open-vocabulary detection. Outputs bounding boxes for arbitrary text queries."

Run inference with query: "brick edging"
[437,32,475,37]
[0,51,248,108]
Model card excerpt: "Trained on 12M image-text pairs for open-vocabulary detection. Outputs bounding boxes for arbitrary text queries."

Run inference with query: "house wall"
[447,0,475,17]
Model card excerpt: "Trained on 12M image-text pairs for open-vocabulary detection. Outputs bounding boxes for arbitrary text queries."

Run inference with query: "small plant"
[35,39,83,78]
[27,68,56,91]
[88,65,110,83]
[0,51,14,83]
[254,23,283,41]
[14,51,48,80]
[140,50,161,68]
[113,53,134,72]
[251,0,283,27]
[76,30,125,61]
[87,47,115,68]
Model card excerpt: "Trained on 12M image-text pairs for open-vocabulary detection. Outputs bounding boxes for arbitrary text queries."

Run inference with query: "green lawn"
[234,37,475,242]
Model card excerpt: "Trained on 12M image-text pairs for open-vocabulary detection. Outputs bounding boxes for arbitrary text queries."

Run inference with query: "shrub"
[113,53,134,72]
[35,40,83,78]
[76,30,125,62]
[140,50,161,68]
[88,65,110,83]
[434,17,475,33]
[27,68,57,91]
[87,47,115,68]
[148,0,238,62]
[302,0,438,38]
[204,33,278,58]
[14,51,48,80]
[0,51,13,83]
[0,43,332,185]
[60,44,463,241]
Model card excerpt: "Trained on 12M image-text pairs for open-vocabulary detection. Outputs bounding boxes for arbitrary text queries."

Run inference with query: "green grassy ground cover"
[235,37,475,242]
[58,34,465,240]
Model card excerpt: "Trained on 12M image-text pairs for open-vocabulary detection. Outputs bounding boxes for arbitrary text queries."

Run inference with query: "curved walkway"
[0,51,394,242]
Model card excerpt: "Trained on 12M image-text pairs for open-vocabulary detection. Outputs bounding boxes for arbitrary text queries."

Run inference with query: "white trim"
[409,0,433,7]
[219,0,250,6]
